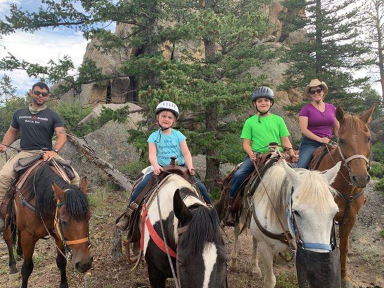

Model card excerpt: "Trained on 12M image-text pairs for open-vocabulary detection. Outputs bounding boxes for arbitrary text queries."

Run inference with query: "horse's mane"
[343,114,368,132]
[254,162,335,223]
[25,164,89,220]
[177,187,222,255]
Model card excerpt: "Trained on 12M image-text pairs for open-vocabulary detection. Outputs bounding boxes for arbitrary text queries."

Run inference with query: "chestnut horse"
[315,106,375,288]
[3,163,92,288]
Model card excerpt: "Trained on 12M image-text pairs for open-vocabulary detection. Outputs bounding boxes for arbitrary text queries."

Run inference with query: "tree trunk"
[66,133,133,192]
[374,0,384,97]
[202,0,221,192]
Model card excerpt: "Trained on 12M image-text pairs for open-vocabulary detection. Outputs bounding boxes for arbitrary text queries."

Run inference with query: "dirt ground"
[1,181,383,288]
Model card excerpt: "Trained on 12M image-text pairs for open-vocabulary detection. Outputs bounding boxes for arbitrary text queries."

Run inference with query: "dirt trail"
[0,181,383,288]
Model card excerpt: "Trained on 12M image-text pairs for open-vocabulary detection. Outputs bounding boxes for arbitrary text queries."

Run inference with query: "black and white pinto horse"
[140,174,227,288]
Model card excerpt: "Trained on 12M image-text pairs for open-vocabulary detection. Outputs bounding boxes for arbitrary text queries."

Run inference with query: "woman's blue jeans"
[130,170,211,204]
[227,157,255,198]
[297,137,324,168]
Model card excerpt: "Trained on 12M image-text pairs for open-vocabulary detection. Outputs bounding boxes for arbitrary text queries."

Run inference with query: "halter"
[54,189,89,254]
[286,187,336,252]
[335,139,370,173]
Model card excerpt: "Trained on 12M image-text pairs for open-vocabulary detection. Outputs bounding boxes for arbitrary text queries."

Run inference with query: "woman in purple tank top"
[297,79,339,168]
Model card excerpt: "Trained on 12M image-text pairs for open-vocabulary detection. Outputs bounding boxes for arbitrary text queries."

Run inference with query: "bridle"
[334,139,370,175]
[53,190,89,255]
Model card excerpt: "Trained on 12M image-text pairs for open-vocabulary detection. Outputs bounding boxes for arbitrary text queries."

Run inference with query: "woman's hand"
[319,137,330,144]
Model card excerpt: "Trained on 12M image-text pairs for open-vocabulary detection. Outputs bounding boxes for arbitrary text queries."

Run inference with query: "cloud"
[0,0,20,14]
[0,30,88,95]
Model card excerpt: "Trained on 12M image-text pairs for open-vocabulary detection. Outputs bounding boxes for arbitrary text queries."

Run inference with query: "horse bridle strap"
[337,145,369,165]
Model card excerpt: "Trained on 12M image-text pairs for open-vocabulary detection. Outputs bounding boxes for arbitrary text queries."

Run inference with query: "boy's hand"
[248,153,257,161]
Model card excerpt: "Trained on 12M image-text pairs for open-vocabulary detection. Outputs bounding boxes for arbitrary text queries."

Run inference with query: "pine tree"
[0,0,275,190]
[281,0,373,109]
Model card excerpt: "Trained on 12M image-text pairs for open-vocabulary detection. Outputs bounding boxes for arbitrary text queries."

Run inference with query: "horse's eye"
[339,138,346,145]
[293,211,301,217]
[367,136,371,142]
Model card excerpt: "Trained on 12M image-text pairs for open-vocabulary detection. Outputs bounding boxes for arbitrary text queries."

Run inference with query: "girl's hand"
[153,165,163,175]
[188,167,196,176]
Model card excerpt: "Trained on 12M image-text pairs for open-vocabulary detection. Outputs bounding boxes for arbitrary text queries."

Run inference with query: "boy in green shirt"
[228,86,297,199]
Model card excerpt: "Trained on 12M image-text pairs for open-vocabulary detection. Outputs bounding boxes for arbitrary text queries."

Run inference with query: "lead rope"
[155,178,181,288]
[250,148,295,249]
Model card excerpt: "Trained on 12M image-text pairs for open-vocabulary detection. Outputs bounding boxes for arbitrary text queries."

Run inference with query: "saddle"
[308,144,337,170]
[221,153,278,226]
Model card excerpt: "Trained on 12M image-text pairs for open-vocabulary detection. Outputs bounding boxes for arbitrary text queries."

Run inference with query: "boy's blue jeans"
[227,157,255,198]
[130,170,211,204]
[297,137,324,168]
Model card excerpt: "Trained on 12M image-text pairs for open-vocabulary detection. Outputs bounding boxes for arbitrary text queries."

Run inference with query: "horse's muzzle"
[296,247,341,288]
[75,256,93,273]
[350,174,370,188]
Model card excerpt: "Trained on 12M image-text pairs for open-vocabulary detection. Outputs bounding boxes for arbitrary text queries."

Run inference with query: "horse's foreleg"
[229,224,240,271]
[147,263,166,288]
[3,227,17,274]
[17,229,22,257]
[20,232,36,288]
[251,236,262,277]
[56,246,68,288]
[339,219,356,288]
[258,241,276,288]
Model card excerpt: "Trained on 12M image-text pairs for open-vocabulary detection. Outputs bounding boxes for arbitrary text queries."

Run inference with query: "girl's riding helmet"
[155,101,180,119]
[251,86,275,104]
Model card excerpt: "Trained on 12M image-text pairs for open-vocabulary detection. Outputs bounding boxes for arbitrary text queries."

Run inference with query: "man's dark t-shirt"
[11,108,64,150]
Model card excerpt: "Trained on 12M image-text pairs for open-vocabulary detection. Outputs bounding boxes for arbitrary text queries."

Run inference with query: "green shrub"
[118,160,147,177]
[370,162,384,178]
[372,142,384,163]
[375,178,384,192]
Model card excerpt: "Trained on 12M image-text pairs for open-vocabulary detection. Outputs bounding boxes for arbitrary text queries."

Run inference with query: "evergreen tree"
[0,0,274,190]
[281,0,373,109]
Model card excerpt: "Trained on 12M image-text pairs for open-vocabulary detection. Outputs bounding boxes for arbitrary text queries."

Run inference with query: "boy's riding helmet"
[155,101,180,119]
[251,86,275,104]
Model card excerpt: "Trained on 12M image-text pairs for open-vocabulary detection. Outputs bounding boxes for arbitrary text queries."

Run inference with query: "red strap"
[140,204,177,258]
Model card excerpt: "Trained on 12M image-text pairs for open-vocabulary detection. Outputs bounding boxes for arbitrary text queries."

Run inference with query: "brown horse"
[3,163,92,288]
[315,106,375,288]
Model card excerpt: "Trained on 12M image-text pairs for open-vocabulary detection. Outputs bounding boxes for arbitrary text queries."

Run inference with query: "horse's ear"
[173,189,192,223]
[322,161,341,185]
[79,176,88,194]
[52,183,64,201]
[281,160,299,187]
[360,105,375,124]
[336,107,345,123]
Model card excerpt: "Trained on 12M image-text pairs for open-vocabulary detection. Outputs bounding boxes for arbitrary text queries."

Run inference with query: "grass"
[276,272,298,288]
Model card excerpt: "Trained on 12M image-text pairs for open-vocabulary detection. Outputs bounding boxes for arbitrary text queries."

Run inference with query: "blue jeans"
[228,157,255,198]
[130,170,211,204]
[297,137,324,168]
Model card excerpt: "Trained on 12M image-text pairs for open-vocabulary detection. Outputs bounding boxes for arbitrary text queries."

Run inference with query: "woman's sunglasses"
[33,90,49,97]
[309,88,322,95]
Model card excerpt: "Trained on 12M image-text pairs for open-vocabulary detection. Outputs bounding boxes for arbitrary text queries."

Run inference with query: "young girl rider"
[131,101,210,204]
[227,86,297,201]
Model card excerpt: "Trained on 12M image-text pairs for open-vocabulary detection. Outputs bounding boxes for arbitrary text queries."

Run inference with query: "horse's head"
[336,106,375,188]
[173,189,227,288]
[52,177,92,273]
[283,161,341,253]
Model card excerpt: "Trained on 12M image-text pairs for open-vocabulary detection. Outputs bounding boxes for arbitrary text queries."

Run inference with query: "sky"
[0,0,90,95]
[0,0,382,97]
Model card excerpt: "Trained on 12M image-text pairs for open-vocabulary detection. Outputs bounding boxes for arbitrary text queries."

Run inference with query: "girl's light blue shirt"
[147,129,186,166]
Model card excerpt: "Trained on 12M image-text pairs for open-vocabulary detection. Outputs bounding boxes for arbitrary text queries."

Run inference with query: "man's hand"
[0,144,7,153]
[248,152,257,161]
[43,150,57,161]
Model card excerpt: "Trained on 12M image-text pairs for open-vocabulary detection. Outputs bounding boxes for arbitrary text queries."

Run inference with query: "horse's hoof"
[341,279,354,288]
[60,283,69,288]
[9,265,18,274]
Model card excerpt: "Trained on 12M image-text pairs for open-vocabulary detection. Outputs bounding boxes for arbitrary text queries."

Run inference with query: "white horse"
[239,160,341,288]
